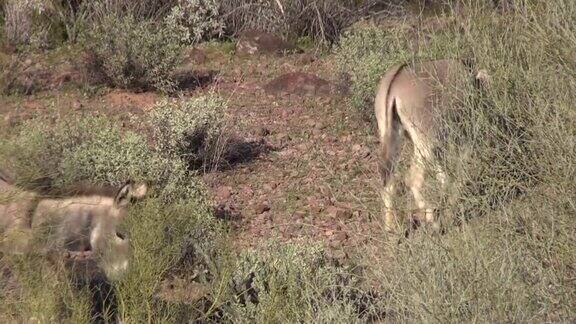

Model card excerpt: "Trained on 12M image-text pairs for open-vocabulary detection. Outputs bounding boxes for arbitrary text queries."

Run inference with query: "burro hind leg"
[406,150,445,231]
[377,131,403,235]
[381,179,398,233]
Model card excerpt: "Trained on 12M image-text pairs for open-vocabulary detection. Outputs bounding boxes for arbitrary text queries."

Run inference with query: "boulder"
[264,72,332,97]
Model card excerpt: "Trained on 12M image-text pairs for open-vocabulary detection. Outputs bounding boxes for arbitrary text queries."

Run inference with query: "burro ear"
[131,182,148,200]
[475,69,491,89]
[114,182,133,207]
[114,181,148,207]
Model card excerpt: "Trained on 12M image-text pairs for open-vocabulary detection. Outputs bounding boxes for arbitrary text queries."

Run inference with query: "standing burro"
[0,171,148,280]
[374,59,490,234]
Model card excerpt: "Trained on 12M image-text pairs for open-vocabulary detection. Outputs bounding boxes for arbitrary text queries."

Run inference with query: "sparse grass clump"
[0,254,93,322]
[2,0,60,49]
[215,240,379,322]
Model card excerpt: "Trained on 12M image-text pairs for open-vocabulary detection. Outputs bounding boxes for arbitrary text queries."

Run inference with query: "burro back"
[0,176,148,280]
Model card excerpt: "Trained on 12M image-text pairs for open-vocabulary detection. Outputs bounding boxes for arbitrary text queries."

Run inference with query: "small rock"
[326,206,353,219]
[215,186,232,200]
[236,29,301,56]
[254,202,271,214]
[264,72,332,97]
[259,127,271,136]
[334,231,348,242]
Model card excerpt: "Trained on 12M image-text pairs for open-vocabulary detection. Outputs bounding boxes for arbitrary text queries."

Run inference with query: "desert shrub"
[173,0,224,43]
[114,197,224,322]
[369,192,575,322]
[0,97,229,321]
[82,2,188,92]
[0,95,228,200]
[0,115,156,188]
[2,0,61,49]
[0,254,92,322]
[333,23,409,118]
[50,0,89,42]
[216,240,380,322]
[148,96,228,172]
[85,0,178,20]
[219,0,382,45]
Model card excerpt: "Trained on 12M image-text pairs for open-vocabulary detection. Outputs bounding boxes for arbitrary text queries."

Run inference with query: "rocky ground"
[0,32,396,263]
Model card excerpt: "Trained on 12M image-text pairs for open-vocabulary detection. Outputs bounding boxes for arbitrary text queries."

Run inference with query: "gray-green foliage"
[0,115,170,189]
[0,254,92,323]
[83,3,189,92]
[0,95,227,201]
[173,0,224,43]
[219,0,376,44]
[221,240,377,323]
[115,197,222,322]
[148,96,228,171]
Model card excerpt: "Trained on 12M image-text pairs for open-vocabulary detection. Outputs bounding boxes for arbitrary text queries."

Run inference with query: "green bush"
[370,192,575,322]
[0,96,229,321]
[0,115,162,188]
[82,3,188,92]
[173,0,224,43]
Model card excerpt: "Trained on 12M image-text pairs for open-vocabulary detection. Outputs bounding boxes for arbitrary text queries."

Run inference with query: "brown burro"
[0,170,147,280]
[374,59,490,234]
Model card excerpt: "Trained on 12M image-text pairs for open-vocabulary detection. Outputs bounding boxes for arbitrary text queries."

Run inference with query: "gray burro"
[0,170,147,280]
[374,59,490,234]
